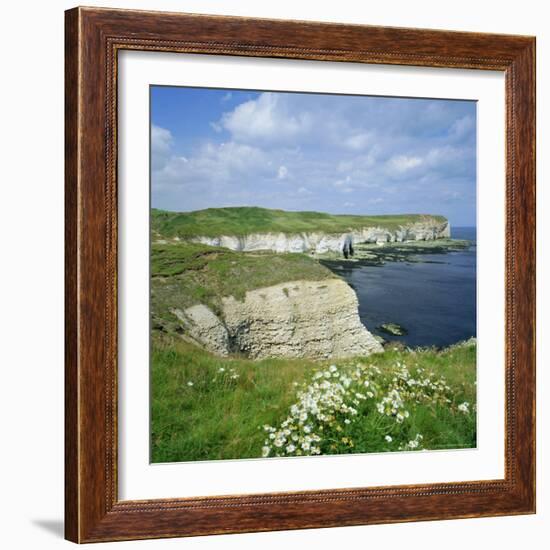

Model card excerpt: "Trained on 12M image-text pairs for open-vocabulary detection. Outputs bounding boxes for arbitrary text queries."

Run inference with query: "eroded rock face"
[176,279,382,360]
[190,220,450,254]
[172,304,229,357]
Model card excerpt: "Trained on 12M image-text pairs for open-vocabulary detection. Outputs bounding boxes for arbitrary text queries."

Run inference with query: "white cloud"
[334,175,351,187]
[151,125,172,154]
[151,125,173,170]
[219,92,312,143]
[217,92,379,153]
[344,132,372,151]
[449,115,475,139]
[210,121,222,133]
[153,140,269,195]
[338,160,353,172]
[277,165,288,179]
[426,146,464,166]
[388,155,423,173]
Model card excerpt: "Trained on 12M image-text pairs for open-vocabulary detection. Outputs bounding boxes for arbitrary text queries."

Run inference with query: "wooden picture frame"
[65,6,536,543]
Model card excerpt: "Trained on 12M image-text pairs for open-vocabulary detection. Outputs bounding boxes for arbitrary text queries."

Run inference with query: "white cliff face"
[174,279,383,360]
[190,220,450,254]
[172,305,230,357]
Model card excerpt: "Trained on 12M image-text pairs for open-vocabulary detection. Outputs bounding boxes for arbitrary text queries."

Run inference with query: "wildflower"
[259,356,468,458]
[398,433,424,451]
[262,446,271,458]
[187,381,194,387]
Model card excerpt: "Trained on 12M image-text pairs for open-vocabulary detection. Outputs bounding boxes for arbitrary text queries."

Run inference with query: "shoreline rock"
[378,323,408,336]
[317,237,471,266]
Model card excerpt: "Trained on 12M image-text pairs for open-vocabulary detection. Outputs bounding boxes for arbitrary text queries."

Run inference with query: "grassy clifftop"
[152,207,447,239]
[152,241,336,330]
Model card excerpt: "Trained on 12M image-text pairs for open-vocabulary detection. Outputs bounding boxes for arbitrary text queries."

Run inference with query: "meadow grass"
[152,207,447,239]
[151,334,476,463]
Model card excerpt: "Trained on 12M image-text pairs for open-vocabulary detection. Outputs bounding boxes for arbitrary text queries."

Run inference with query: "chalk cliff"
[190,220,451,254]
[172,279,382,360]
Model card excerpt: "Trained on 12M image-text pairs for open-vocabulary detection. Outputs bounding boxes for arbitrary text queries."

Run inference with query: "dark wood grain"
[64,6,536,543]
[64,7,79,543]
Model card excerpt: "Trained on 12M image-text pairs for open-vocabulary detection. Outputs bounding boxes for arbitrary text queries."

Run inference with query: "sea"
[324,227,477,349]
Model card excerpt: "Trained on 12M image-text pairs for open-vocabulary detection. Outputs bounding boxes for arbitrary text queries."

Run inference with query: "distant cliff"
[152,207,450,254]
[191,221,450,254]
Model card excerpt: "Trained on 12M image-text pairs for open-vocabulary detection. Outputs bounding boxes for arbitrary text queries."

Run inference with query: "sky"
[151,86,477,226]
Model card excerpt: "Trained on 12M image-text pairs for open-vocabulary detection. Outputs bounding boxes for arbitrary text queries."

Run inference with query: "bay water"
[324,227,477,349]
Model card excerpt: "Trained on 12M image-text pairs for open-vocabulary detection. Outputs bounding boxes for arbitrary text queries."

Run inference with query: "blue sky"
[151,86,476,226]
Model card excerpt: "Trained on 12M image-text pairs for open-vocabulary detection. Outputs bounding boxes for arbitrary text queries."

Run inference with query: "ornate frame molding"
[65,7,535,542]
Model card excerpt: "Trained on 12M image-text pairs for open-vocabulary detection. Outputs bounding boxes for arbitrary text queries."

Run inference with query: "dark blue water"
[328,227,476,348]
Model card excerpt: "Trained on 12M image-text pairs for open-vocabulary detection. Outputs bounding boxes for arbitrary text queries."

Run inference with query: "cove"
[321,227,477,349]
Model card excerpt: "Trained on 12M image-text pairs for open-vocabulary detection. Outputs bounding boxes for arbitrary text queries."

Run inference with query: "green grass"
[151,334,319,462]
[149,209,472,463]
[152,207,447,239]
[151,241,336,326]
[151,334,476,463]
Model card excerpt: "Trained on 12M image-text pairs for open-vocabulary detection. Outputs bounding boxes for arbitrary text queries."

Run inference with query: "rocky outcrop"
[173,279,383,360]
[190,220,450,254]
[172,305,230,357]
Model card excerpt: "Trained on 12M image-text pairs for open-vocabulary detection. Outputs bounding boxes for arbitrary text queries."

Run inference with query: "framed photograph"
[65,7,535,543]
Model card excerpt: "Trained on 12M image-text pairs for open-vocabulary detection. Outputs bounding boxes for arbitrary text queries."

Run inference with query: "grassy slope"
[150,209,471,464]
[151,241,336,327]
[152,207,447,239]
[151,334,476,463]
